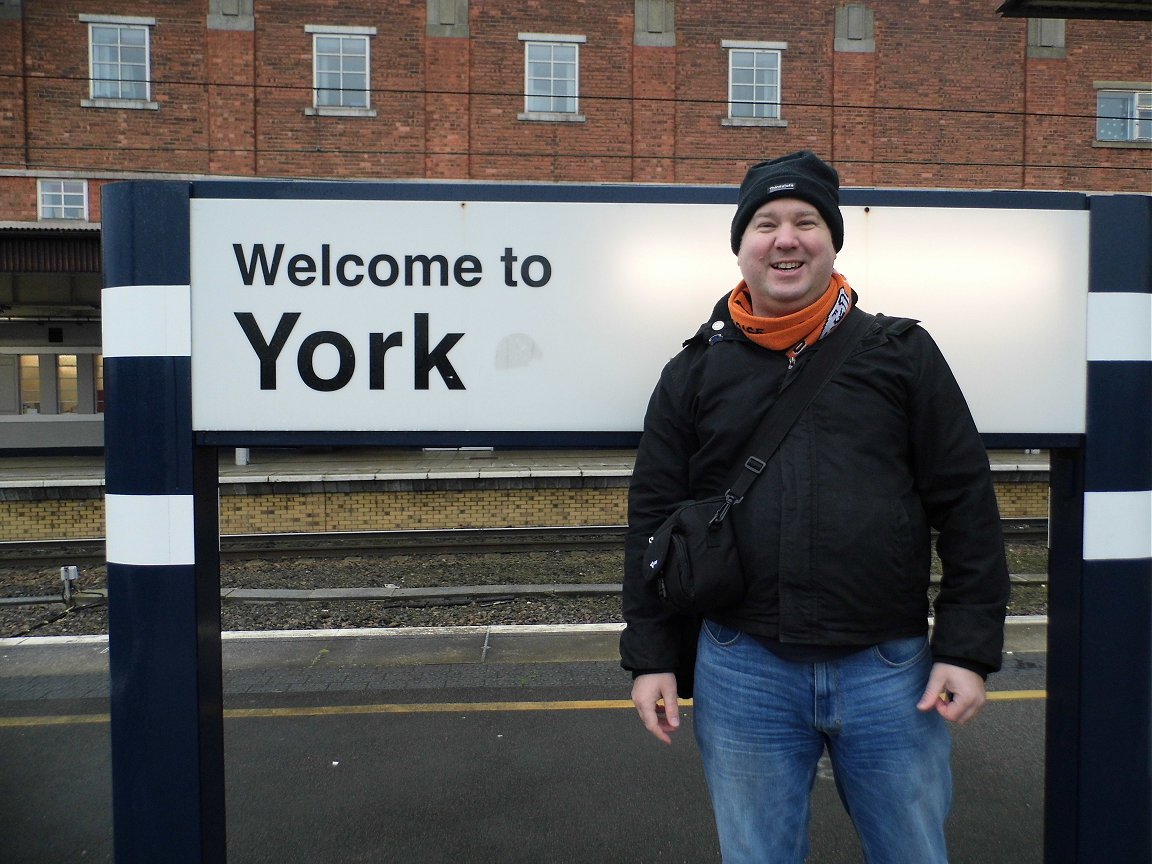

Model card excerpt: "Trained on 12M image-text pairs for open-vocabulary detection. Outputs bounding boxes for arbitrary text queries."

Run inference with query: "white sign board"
[189,196,1088,436]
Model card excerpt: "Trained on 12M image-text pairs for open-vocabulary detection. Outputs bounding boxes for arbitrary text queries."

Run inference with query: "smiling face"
[736,198,838,317]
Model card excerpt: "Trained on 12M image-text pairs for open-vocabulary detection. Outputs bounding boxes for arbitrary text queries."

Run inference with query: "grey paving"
[0,620,1047,703]
[0,623,1048,864]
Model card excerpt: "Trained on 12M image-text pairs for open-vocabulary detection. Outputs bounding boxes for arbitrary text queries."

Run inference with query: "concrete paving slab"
[484,629,622,664]
[222,630,490,670]
[0,638,109,676]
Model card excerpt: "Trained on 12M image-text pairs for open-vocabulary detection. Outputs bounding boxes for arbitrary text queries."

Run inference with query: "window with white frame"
[1096,86,1152,143]
[80,15,155,107]
[519,34,585,119]
[725,41,786,124]
[18,355,40,414]
[38,180,88,221]
[306,25,375,115]
[57,355,79,414]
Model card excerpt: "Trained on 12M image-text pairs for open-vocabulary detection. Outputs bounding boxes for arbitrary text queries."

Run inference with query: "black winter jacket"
[620,296,1010,678]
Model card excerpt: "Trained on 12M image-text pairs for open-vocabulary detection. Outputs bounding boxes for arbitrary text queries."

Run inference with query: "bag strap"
[711,308,875,524]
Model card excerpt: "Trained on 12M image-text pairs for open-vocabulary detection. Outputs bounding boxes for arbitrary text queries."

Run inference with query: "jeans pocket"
[702,619,744,647]
[873,634,930,668]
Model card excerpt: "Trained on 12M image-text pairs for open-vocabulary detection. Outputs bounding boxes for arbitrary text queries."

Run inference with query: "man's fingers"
[942,688,986,724]
[632,673,681,745]
[637,701,677,745]
[917,663,988,724]
[917,670,949,712]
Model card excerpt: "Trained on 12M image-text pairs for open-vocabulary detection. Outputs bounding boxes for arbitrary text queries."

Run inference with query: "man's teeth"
[773,262,802,270]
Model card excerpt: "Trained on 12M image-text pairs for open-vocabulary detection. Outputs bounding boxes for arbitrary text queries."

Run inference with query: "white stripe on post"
[1086,292,1152,363]
[1082,490,1152,561]
[101,284,192,358]
[105,494,197,566]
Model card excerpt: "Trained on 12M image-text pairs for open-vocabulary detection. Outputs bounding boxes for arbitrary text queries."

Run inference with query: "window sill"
[722,117,787,128]
[1092,139,1152,149]
[305,107,377,118]
[81,98,158,111]
[518,112,586,123]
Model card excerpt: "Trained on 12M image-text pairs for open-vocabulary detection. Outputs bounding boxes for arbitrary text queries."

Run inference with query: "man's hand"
[631,672,681,745]
[917,662,987,725]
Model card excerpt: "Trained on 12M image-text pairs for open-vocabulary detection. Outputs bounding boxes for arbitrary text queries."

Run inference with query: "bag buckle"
[744,456,766,474]
[710,490,742,527]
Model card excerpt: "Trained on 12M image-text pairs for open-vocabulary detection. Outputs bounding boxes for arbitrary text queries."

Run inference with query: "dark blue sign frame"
[101,180,1150,863]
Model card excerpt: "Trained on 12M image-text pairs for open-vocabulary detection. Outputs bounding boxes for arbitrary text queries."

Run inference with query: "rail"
[0,519,1048,567]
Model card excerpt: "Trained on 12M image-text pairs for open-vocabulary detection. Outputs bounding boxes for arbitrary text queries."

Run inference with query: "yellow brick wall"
[992,480,1049,519]
[222,492,327,535]
[0,481,1048,541]
[219,488,630,534]
[220,484,1043,533]
[0,499,106,541]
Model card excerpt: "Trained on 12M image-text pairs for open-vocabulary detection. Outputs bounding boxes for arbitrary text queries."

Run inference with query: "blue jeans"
[693,620,952,864]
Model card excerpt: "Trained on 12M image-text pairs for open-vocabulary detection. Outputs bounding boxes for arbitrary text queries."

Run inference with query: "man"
[620,151,1010,863]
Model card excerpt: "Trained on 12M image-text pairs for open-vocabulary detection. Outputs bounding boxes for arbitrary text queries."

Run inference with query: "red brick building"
[0,0,1149,448]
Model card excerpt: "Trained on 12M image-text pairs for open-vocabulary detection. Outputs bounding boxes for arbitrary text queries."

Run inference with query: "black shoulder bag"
[644,309,875,615]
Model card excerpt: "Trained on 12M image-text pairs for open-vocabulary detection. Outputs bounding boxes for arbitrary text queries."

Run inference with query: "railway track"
[0,520,1049,567]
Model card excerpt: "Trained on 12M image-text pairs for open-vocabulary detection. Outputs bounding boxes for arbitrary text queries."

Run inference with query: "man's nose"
[774,223,800,247]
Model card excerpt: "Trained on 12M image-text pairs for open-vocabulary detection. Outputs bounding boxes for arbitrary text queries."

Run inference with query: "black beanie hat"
[730,151,844,253]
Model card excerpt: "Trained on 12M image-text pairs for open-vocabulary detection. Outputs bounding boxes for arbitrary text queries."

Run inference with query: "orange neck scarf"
[728,273,855,358]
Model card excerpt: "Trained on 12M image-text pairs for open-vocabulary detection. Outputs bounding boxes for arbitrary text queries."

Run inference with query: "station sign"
[188,193,1089,436]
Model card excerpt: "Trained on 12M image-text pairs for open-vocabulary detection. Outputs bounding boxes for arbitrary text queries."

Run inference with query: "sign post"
[1049,194,1151,862]
[102,182,225,862]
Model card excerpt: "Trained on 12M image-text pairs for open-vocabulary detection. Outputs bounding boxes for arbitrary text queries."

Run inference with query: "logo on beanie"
[768,183,796,193]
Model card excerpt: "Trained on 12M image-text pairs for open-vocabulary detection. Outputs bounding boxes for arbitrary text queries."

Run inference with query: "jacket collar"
[685,292,746,347]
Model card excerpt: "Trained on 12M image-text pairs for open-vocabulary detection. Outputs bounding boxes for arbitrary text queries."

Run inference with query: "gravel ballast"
[0,545,1048,639]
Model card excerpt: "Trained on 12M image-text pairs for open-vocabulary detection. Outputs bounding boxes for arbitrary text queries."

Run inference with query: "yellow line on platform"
[225,699,638,718]
[0,691,1047,728]
[0,713,109,727]
[987,689,1047,701]
[0,700,636,728]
